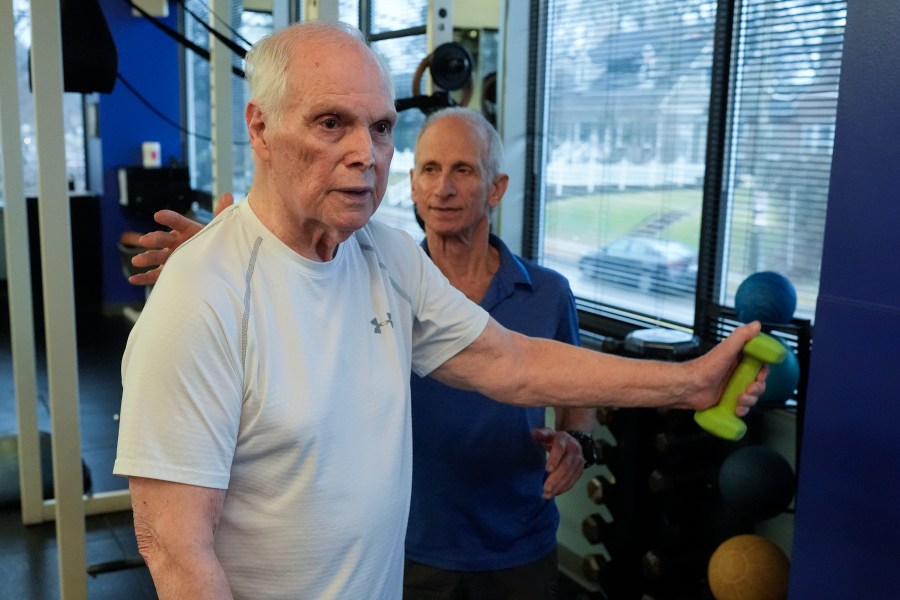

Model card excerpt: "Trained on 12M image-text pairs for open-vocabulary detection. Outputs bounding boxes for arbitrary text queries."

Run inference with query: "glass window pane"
[340,0,359,28]
[539,0,715,326]
[364,0,428,239]
[185,0,214,195]
[185,1,272,200]
[369,34,428,240]
[370,1,427,36]
[233,10,274,197]
[2,0,87,201]
[720,0,846,321]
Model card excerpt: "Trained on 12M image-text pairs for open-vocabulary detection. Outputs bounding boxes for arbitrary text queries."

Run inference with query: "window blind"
[536,0,717,327]
[717,0,846,321]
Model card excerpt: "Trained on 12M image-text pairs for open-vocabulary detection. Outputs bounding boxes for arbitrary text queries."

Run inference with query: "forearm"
[504,333,697,410]
[434,319,760,413]
[130,478,232,600]
[141,544,233,600]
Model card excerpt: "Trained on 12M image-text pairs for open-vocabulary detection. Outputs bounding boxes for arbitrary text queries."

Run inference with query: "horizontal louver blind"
[719,0,846,321]
[538,1,717,327]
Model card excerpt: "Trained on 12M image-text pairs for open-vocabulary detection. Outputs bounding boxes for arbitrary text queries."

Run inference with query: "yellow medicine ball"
[707,534,790,600]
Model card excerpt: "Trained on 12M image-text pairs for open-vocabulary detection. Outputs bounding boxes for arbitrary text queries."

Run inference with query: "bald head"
[244,21,394,129]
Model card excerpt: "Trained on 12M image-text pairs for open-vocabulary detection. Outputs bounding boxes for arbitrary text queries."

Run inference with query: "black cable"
[124,0,434,119]
[116,72,249,146]
[123,0,245,78]
[174,0,253,49]
[172,0,249,59]
[116,72,210,141]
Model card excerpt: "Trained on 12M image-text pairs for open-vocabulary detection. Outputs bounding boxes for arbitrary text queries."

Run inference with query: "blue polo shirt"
[406,234,580,571]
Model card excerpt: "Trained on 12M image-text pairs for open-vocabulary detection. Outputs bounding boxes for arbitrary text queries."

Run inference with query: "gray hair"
[416,107,504,181]
[244,21,394,128]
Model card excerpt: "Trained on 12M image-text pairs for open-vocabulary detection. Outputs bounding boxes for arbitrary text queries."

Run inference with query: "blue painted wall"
[789,1,900,597]
[98,0,182,306]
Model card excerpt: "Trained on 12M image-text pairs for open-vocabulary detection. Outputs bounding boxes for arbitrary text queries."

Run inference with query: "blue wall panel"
[791,300,900,597]
[98,0,183,305]
[790,0,900,596]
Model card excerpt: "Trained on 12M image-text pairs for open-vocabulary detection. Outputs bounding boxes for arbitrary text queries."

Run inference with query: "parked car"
[578,236,698,295]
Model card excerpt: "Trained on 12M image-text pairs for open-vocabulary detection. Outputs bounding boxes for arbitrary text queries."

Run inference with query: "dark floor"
[0,295,158,600]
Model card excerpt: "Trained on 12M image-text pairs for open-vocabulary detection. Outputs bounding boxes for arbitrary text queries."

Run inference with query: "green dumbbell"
[694,333,787,441]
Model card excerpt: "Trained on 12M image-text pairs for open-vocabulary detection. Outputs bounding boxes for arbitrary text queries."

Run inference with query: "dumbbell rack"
[556,307,812,599]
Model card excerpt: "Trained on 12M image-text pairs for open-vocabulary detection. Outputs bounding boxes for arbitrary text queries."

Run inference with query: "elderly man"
[131,107,588,599]
[115,21,765,600]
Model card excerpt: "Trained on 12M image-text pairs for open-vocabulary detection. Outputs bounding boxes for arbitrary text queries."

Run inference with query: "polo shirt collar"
[420,234,533,311]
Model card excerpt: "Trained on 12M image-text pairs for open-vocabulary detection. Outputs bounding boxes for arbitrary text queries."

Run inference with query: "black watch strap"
[567,430,598,468]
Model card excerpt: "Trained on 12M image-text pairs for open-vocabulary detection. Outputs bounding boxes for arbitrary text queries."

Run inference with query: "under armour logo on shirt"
[371,313,393,334]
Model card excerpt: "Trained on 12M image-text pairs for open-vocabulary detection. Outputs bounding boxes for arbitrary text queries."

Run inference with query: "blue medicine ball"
[734,272,797,324]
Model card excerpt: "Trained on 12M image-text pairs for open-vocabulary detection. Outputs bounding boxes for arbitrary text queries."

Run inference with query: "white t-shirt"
[114,200,489,599]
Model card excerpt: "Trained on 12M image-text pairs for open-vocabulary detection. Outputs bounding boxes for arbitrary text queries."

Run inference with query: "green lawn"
[542,187,818,313]
[543,188,705,247]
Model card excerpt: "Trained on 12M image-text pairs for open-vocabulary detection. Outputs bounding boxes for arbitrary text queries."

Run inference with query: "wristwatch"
[567,430,598,468]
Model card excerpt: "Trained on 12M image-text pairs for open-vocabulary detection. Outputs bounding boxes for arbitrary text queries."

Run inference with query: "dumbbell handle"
[694,333,786,441]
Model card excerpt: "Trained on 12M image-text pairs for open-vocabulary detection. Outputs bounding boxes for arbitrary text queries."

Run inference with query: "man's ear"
[487,173,509,210]
[246,101,270,160]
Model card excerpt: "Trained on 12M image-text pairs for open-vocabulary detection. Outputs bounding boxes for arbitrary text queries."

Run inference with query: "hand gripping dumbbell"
[694,332,786,441]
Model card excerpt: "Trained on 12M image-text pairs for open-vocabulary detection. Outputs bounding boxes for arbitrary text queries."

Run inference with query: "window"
[715,0,845,321]
[536,1,716,328]
[338,0,359,27]
[360,1,499,239]
[533,0,845,331]
[1,0,88,202]
[357,0,431,239]
[183,0,429,223]
[184,1,273,199]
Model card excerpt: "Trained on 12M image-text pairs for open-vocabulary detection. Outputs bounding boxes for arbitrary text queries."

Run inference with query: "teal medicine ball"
[734,272,797,324]
[759,340,800,405]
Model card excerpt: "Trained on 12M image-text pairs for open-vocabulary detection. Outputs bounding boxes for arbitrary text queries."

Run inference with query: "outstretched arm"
[431,320,766,413]
[128,193,234,286]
